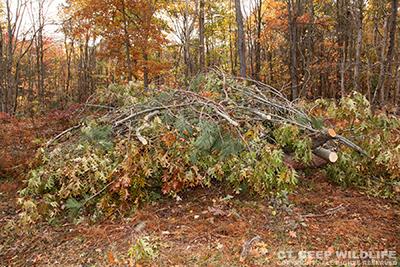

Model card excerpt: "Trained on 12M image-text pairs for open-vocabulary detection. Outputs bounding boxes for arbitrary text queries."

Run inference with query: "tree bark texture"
[235,0,246,77]
[199,0,205,71]
[353,0,363,93]
[287,0,299,100]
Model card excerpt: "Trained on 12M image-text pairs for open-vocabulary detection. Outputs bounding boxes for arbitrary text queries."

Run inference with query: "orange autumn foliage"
[65,0,170,82]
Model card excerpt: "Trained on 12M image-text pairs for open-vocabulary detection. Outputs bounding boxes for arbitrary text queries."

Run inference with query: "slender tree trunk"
[143,51,149,88]
[6,0,14,114]
[384,0,398,102]
[394,60,400,105]
[0,25,4,113]
[367,57,372,102]
[229,25,235,75]
[336,0,349,99]
[340,46,346,98]
[199,0,205,71]
[235,0,246,77]
[122,0,133,82]
[372,17,388,114]
[66,39,73,103]
[183,0,198,77]
[229,0,236,75]
[254,0,262,81]
[287,0,299,100]
[36,26,45,109]
[353,0,363,93]
[301,0,314,98]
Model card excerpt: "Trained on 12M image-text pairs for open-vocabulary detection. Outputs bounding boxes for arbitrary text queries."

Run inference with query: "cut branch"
[114,103,190,126]
[309,128,336,149]
[335,135,369,156]
[283,148,337,169]
[46,125,82,148]
[213,107,239,127]
[313,147,338,163]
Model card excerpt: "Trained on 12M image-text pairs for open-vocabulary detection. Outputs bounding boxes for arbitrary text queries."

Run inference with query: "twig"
[85,104,116,110]
[240,236,261,262]
[301,203,350,218]
[23,254,35,267]
[334,135,369,156]
[114,103,190,126]
[80,176,120,208]
[213,107,239,127]
[135,110,160,145]
[4,164,24,170]
[136,122,150,145]
[214,67,229,105]
[367,175,400,190]
[46,125,82,148]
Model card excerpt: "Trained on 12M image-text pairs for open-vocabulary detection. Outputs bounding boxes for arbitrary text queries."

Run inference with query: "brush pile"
[21,70,398,223]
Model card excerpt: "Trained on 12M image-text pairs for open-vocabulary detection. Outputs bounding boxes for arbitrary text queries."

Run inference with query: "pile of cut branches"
[50,69,364,166]
[19,70,398,224]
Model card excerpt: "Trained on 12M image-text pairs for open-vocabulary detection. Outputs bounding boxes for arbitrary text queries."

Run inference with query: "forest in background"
[1,0,400,117]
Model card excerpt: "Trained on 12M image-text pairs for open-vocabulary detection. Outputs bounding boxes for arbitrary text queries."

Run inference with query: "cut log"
[283,128,337,154]
[312,147,338,163]
[309,128,336,149]
[136,129,148,145]
[283,148,337,169]
[136,122,151,145]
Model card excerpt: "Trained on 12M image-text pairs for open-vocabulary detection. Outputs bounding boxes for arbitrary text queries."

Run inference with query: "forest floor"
[0,116,399,267]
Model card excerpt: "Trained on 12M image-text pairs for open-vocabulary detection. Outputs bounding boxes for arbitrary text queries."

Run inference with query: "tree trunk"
[199,0,205,71]
[353,0,363,93]
[308,128,337,149]
[0,25,4,113]
[384,0,398,103]
[235,0,246,78]
[287,0,299,100]
[36,25,45,109]
[143,52,149,88]
[122,0,133,82]
[340,46,346,98]
[395,60,400,105]
[301,0,314,98]
[336,0,349,99]
[372,17,388,115]
[254,0,262,81]
[283,128,338,169]
[183,0,198,77]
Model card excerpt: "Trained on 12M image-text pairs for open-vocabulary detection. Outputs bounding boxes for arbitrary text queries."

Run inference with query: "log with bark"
[280,128,338,169]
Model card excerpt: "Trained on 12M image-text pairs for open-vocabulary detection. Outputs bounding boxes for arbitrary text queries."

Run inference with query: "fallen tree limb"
[211,106,239,127]
[334,135,369,156]
[300,203,350,218]
[46,125,82,148]
[114,103,191,126]
[136,111,160,145]
[136,123,150,145]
